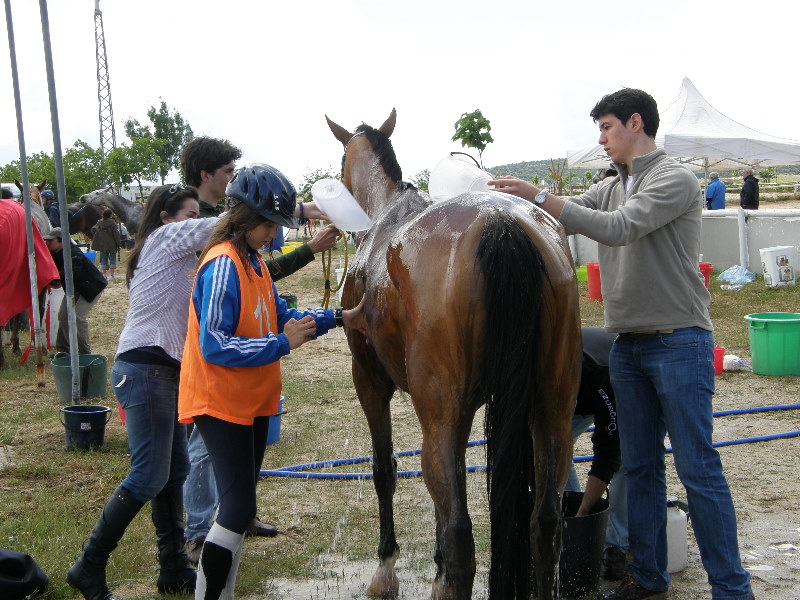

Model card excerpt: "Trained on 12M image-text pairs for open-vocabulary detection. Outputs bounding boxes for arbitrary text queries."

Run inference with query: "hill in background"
[487,159,800,182]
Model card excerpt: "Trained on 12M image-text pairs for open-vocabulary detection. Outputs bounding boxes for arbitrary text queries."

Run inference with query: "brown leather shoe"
[598,574,665,599]
[245,516,278,537]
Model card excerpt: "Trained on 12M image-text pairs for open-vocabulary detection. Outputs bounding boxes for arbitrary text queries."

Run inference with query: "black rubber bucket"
[59,405,112,451]
[531,490,609,598]
[279,293,297,309]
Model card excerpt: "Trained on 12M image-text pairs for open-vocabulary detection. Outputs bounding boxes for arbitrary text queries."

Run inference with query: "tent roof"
[567,78,800,171]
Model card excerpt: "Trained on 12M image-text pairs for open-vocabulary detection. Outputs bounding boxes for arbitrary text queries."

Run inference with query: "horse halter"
[340,131,366,177]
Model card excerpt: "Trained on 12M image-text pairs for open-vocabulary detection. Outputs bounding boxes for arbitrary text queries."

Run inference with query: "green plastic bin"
[51,353,108,403]
[743,312,800,376]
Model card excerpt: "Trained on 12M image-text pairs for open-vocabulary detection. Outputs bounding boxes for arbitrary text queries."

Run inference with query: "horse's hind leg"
[531,384,577,599]
[353,365,401,599]
[419,418,475,600]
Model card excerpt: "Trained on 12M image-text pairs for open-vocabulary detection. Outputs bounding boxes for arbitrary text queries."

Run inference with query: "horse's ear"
[378,108,397,138]
[326,115,352,146]
[14,179,22,192]
[37,180,46,191]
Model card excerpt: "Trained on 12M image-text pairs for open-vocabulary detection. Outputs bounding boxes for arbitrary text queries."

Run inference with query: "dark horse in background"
[327,109,581,599]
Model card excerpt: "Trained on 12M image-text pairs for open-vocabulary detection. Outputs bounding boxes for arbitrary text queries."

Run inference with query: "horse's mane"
[355,124,403,184]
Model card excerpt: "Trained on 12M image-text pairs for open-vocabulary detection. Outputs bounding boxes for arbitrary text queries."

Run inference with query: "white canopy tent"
[567,77,800,171]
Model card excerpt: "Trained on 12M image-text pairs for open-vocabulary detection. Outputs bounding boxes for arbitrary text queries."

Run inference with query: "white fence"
[571,208,800,272]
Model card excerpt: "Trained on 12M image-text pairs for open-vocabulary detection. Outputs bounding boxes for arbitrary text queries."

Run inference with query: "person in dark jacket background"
[43,228,107,354]
[42,189,60,227]
[739,168,759,210]
[92,209,122,279]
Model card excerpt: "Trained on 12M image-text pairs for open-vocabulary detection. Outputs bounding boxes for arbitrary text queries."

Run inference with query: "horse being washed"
[327,109,581,600]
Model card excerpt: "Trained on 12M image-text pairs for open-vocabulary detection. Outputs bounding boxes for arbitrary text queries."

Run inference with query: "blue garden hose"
[260,403,800,481]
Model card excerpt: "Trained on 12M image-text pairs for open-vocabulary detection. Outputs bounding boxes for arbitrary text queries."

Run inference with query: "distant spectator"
[740,168,759,210]
[705,172,726,210]
[42,190,60,227]
[43,227,107,354]
[91,209,122,279]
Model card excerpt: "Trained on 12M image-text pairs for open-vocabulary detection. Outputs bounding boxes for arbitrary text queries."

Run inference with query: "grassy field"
[1,243,799,599]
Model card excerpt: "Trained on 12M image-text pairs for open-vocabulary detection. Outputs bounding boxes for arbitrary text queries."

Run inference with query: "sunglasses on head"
[163,183,186,201]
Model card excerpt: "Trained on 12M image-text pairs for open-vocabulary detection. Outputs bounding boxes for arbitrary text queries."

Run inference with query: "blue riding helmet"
[225,163,298,229]
[41,190,55,199]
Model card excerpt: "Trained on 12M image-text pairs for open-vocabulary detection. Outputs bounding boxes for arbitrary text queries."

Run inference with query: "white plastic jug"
[666,502,688,573]
[310,179,372,232]
[428,153,493,202]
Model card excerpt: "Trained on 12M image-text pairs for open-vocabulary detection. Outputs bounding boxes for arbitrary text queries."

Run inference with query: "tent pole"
[5,0,47,386]
[39,0,81,401]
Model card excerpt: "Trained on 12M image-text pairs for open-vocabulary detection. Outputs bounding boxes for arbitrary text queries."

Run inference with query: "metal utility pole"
[94,0,115,158]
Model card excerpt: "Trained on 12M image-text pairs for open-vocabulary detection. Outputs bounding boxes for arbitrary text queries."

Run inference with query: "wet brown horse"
[327,110,581,599]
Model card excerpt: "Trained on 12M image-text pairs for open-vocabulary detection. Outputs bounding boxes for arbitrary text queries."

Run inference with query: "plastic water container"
[698,262,713,288]
[759,245,797,288]
[310,179,372,232]
[266,396,285,446]
[586,262,602,301]
[713,346,725,375]
[743,312,800,375]
[666,501,688,573]
[428,153,493,202]
[335,267,345,304]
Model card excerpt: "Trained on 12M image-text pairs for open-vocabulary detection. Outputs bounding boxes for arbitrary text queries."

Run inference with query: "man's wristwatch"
[534,189,548,205]
[334,307,344,327]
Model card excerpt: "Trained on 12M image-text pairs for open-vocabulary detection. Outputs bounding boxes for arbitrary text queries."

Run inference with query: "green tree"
[0,151,55,191]
[412,168,430,191]
[124,99,193,184]
[106,137,166,200]
[451,109,494,168]
[758,166,776,183]
[62,140,106,200]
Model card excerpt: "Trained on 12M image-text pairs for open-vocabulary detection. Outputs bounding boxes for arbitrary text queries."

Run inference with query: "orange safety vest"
[178,242,281,425]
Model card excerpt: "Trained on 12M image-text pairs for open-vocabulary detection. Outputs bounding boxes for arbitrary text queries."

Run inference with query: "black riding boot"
[151,485,197,594]
[67,486,145,600]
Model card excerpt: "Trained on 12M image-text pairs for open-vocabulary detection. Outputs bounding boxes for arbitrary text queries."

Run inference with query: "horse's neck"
[103,193,135,215]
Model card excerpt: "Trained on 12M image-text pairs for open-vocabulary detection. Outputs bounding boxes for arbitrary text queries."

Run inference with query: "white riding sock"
[195,523,244,600]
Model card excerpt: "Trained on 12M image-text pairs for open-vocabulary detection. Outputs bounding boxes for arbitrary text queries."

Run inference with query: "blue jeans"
[566,414,629,552]
[610,328,751,599]
[184,425,218,541]
[111,359,189,502]
[100,251,116,270]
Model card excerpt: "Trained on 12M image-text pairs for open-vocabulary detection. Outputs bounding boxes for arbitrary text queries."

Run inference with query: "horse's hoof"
[367,556,399,599]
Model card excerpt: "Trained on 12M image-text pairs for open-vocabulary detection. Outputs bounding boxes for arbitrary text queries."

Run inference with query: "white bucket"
[429,153,493,202]
[310,179,372,232]
[759,245,797,288]
[335,268,345,305]
[48,287,65,345]
[666,503,688,573]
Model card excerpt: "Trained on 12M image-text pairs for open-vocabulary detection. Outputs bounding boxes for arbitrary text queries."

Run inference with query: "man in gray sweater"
[489,89,753,600]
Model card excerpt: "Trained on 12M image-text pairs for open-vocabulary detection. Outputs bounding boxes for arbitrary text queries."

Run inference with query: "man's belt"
[628,329,674,335]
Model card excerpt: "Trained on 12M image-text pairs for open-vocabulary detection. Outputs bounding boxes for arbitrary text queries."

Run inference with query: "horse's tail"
[478,207,546,599]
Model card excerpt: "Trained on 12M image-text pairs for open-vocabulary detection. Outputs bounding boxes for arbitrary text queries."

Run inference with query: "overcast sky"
[2,0,798,189]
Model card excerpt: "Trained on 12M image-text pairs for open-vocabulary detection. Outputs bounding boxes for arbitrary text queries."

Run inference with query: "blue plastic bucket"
[266,396,285,445]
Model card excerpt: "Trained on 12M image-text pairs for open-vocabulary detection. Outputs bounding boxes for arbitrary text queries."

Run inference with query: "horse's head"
[14,179,46,206]
[80,186,113,204]
[326,109,403,218]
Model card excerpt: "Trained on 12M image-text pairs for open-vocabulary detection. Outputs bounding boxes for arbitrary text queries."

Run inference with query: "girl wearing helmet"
[177,164,363,600]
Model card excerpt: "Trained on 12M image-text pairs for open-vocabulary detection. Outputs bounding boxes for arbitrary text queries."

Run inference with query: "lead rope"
[321,231,350,309]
